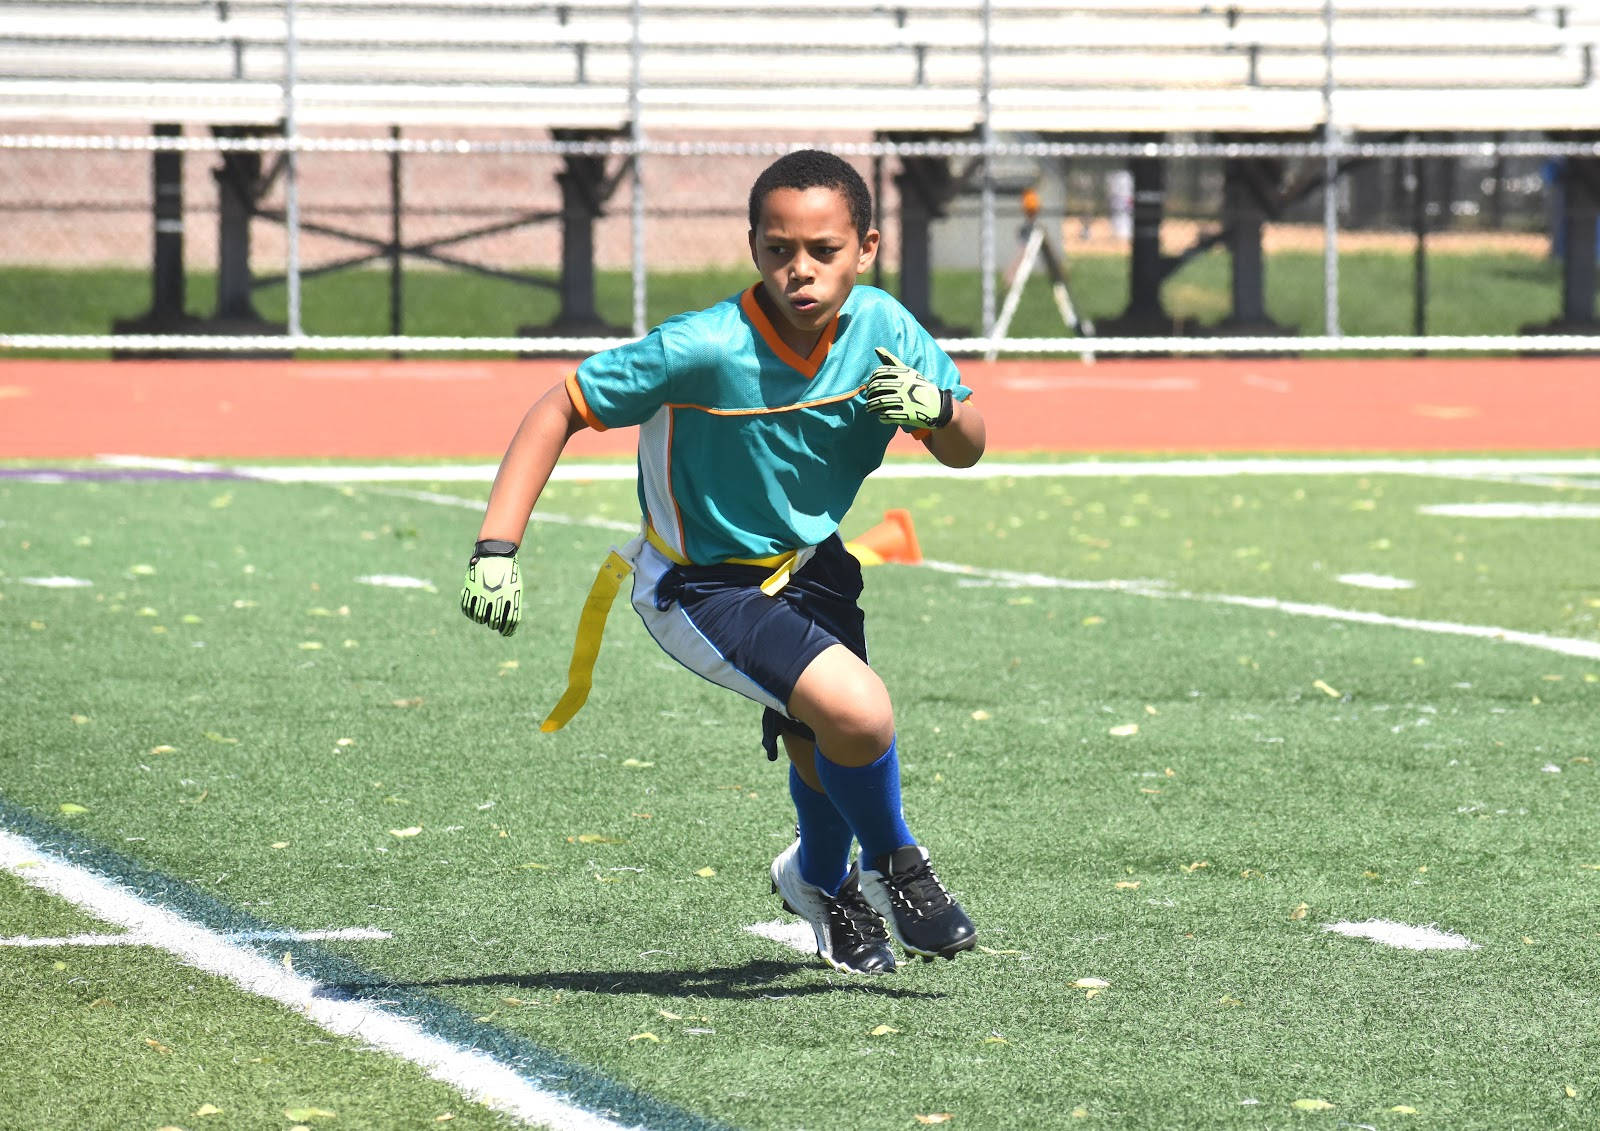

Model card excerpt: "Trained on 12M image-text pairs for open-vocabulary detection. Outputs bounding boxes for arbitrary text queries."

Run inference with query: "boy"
[461,149,986,975]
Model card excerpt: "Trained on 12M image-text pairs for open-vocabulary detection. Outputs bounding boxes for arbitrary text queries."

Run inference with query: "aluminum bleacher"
[1,0,1596,133]
[2,0,1597,346]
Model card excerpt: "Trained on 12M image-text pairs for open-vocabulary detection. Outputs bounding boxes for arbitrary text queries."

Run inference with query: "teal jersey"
[570,284,970,563]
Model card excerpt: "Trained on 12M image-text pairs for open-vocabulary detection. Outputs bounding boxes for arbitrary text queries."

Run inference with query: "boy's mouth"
[788,295,820,314]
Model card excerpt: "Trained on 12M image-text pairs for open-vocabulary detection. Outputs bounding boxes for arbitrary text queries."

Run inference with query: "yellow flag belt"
[540,528,806,733]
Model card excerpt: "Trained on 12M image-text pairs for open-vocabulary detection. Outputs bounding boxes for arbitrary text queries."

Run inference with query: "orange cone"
[845,508,923,567]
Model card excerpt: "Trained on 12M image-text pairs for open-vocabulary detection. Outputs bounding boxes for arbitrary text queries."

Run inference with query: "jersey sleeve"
[897,313,971,403]
[570,330,673,430]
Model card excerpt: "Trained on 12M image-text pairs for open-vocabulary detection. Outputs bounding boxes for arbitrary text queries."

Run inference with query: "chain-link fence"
[3,0,1599,354]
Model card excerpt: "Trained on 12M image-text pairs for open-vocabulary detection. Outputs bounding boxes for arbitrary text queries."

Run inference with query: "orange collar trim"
[740,286,837,379]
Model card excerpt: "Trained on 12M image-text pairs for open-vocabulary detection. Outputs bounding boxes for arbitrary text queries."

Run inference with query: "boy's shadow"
[325,957,941,1002]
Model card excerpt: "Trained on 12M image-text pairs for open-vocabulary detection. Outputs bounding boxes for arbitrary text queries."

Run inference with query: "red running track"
[1,356,1596,459]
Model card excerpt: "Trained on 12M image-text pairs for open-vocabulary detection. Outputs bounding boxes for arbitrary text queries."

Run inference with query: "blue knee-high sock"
[789,765,853,896]
[812,735,916,868]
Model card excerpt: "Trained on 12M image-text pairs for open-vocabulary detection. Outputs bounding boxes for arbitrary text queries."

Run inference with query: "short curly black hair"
[748,149,874,241]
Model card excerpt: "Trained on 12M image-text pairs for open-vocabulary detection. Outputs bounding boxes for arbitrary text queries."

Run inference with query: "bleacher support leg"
[1097,149,1186,338]
[113,124,198,344]
[523,129,628,341]
[1560,157,1599,326]
[885,134,969,336]
[1522,146,1600,338]
[1216,156,1294,338]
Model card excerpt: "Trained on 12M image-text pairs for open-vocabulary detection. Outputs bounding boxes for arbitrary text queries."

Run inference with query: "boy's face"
[749,185,879,349]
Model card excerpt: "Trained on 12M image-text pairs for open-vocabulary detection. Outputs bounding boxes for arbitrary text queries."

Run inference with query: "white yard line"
[0,927,393,947]
[918,560,1600,662]
[0,828,637,1131]
[1323,920,1481,951]
[1418,502,1600,519]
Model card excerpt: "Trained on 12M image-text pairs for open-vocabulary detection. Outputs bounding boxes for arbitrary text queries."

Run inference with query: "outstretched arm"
[460,380,589,636]
[478,379,590,543]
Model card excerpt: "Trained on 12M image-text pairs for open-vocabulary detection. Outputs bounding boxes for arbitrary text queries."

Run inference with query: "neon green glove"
[863,347,953,430]
[460,539,521,637]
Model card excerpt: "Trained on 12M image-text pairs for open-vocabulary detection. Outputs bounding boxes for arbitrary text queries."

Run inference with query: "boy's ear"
[856,228,881,273]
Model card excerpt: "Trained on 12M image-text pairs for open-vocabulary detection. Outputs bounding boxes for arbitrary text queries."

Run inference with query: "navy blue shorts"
[628,533,868,760]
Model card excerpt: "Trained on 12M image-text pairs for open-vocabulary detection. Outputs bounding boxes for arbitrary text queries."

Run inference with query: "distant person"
[460,149,986,975]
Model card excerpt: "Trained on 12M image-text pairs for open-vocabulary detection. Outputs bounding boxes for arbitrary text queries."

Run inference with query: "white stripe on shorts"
[627,541,788,713]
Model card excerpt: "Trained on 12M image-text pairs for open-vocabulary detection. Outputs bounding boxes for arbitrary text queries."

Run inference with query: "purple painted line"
[0,468,250,482]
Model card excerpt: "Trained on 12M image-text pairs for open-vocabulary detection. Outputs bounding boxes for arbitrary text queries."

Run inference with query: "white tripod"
[986,203,1095,364]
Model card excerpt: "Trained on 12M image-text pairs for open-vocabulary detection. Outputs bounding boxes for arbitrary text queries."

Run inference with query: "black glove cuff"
[933,388,954,429]
[473,539,519,558]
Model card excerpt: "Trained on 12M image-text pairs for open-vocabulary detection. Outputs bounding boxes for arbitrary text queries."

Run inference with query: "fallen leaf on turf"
[628,1032,660,1042]
[1180,860,1209,873]
[144,1037,172,1055]
[284,1108,337,1120]
[299,641,324,651]
[282,952,293,970]
[1081,615,1104,626]
[518,862,548,870]
[571,834,625,844]
[151,745,177,755]
[1565,1085,1579,1099]
[1218,996,1243,1008]
[657,1009,683,1021]
[270,841,289,850]
[435,1115,455,1123]
[1115,880,1141,890]
[1291,1099,1334,1111]
[1109,723,1139,736]
[694,867,716,877]
[59,803,88,815]
[203,732,239,744]
[913,1116,953,1125]
[391,698,424,708]
[869,1024,900,1036]
[194,1103,223,1116]
[970,710,991,721]
[131,564,156,576]
[1389,1105,1418,1114]
[1289,902,1309,921]
[1071,978,1109,989]
[621,758,655,768]
[389,827,422,838]
[1313,679,1341,698]
[976,945,1023,955]
[71,713,90,725]
[983,1034,1009,1044]
[1072,1108,1089,1119]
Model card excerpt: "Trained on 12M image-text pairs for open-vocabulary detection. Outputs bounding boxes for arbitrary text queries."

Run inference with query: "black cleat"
[859,844,977,960]
[771,840,896,975]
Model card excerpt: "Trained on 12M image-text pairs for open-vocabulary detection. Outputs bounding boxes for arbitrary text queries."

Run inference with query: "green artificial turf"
[2,465,1598,1129]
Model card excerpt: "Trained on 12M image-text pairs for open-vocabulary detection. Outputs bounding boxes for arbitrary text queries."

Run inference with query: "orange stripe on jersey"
[565,372,607,431]
[739,286,838,379]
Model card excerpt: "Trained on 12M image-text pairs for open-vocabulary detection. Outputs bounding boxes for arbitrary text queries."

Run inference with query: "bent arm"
[477,380,590,544]
[922,396,986,469]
